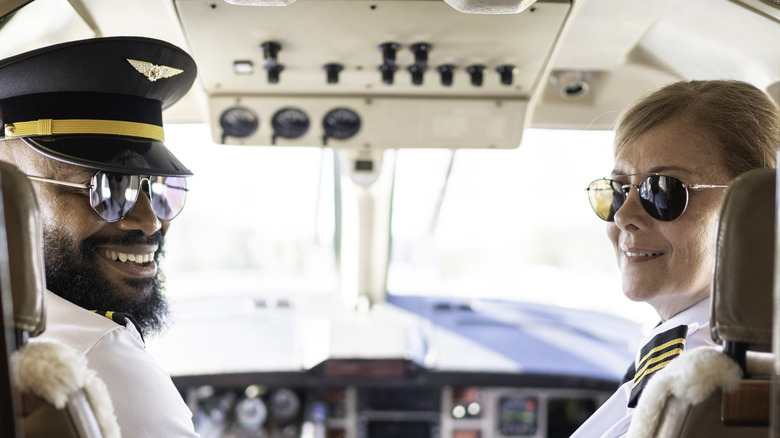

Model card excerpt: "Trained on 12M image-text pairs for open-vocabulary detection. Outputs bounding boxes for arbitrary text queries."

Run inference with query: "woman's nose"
[613,186,649,229]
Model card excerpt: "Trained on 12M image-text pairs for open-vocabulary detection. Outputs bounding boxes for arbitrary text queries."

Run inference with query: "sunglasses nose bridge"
[613,182,649,220]
[138,176,153,200]
[618,183,639,198]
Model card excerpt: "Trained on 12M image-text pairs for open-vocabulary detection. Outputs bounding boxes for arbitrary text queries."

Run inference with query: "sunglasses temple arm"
[26,175,91,189]
[687,184,729,190]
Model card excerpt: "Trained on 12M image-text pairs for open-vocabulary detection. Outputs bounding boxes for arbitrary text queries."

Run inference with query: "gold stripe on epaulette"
[635,347,684,375]
[636,337,686,370]
[5,119,165,141]
[631,347,684,389]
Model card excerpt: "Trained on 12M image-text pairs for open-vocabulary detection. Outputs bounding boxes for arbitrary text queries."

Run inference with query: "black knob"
[261,41,281,62]
[323,63,344,84]
[467,65,486,87]
[378,42,400,66]
[436,64,456,86]
[408,64,424,85]
[410,43,432,68]
[378,63,397,85]
[496,65,515,86]
[266,64,284,84]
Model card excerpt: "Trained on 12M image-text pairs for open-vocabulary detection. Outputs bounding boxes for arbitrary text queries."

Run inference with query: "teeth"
[627,251,662,257]
[103,249,155,263]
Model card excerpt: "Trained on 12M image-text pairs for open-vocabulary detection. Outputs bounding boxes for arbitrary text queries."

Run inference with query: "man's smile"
[101,249,157,263]
[98,245,159,278]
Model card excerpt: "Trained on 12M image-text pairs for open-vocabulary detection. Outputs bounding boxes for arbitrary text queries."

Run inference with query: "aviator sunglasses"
[27,171,188,222]
[586,173,727,222]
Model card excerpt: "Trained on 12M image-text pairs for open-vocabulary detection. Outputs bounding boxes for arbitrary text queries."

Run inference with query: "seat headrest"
[0,161,45,338]
[711,168,775,352]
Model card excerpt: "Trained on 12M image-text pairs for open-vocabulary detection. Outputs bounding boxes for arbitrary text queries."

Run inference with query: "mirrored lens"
[587,175,689,222]
[637,175,687,222]
[150,176,187,221]
[90,173,141,222]
[90,172,187,222]
[587,179,622,221]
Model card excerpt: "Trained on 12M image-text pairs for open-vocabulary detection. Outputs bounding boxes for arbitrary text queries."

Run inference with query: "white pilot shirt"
[571,298,717,438]
[34,290,199,438]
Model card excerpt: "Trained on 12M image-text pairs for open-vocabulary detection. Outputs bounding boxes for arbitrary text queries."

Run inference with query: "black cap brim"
[0,36,197,176]
[23,136,192,177]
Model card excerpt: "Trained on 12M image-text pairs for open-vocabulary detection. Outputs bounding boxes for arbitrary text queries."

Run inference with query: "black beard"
[43,228,169,338]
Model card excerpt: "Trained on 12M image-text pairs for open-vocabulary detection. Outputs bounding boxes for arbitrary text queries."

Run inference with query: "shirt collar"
[638,297,710,358]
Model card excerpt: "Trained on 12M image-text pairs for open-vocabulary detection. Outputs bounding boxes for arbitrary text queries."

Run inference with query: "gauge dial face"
[235,397,267,430]
[323,107,361,140]
[271,107,310,139]
[219,107,259,138]
[269,388,300,422]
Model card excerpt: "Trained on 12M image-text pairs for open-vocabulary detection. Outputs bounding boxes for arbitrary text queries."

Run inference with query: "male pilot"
[0,37,199,436]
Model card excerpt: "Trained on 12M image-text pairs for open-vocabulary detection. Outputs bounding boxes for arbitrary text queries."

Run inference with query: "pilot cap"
[0,36,196,177]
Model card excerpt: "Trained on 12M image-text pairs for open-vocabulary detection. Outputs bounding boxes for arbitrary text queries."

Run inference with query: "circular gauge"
[235,397,267,430]
[219,107,259,138]
[269,388,300,423]
[323,107,361,140]
[271,107,310,139]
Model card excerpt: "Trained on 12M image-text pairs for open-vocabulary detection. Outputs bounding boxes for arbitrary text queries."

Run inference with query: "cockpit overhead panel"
[175,0,572,148]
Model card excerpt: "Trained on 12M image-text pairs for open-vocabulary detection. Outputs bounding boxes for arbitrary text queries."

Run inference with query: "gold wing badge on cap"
[127,59,184,82]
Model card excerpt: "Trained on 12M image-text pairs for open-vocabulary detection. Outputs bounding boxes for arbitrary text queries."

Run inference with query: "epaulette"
[91,310,145,344]
[627,324,688,408]
[621,320,663,385]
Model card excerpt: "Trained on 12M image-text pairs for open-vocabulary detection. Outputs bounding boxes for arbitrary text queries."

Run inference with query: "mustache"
[81,230,167,262]
[82,230,165,250]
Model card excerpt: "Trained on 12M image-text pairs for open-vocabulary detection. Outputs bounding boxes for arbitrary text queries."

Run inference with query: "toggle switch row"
[375,41,515,87]
[385,62,515,87]
[237,41,515,87]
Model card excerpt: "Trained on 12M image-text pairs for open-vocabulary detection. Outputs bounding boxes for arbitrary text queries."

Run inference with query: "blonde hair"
[615,80,780,179]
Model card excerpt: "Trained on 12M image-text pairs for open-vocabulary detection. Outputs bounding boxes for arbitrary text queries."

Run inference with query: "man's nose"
[116,185,161,235]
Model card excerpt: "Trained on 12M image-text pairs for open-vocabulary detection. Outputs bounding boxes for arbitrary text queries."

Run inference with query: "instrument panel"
[177,360,615,438]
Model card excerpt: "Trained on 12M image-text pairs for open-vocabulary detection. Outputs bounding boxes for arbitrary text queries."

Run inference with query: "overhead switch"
[378,63,398,85]
[323,63,344,84]
[496,65,515,86]
[378,42,400,66]
[410,43,431,68]
[260,41,284,84]
[436,64,456,86]
[378,42,400,85]
[265,64,284,84]
[467,65,486,86]
[408,64,424,85]
[261,41,281,62]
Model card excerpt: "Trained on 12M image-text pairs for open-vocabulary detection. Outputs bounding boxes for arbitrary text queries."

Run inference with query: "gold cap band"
[4,119,165,141]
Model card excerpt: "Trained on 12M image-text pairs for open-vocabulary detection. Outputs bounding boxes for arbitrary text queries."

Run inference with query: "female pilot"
[573,80,780,437]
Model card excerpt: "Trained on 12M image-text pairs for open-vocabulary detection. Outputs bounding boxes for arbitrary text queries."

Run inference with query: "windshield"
[162,124,339,299]
[387,129,658,325]
[162,125,657,326]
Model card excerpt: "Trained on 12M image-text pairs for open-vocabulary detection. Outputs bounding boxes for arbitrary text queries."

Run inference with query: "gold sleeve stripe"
[636,337,686,369]
[5,119,165,141]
